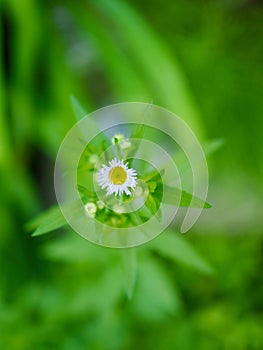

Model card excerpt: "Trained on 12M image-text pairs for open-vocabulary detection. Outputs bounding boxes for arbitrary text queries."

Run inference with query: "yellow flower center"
[109,166,127,185]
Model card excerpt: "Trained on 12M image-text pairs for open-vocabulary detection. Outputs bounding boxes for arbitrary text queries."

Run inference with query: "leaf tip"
[204,202,212,208]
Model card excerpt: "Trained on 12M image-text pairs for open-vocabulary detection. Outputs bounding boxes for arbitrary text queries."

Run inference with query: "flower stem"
[115,142,123,159]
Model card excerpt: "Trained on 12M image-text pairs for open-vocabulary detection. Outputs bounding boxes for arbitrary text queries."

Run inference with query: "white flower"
[84,202,97,218]
[97,158,137,196]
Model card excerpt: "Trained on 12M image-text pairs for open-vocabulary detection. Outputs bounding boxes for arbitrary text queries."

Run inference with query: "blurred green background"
[1,0,263,349]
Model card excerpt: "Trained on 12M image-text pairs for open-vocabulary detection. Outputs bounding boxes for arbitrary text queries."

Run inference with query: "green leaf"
[145,194,157,214]
[63,265,123,317]
[163,185,211,208]
[70,95,88,121]
[70,96,111,150]
[139,168,164,182]
[130,103,152,140]
[27,205,67,237]
[94,0,203,136]
[121,249,137,299]
[129,104,153,167]
[203,138,225,157]
[149,229,214,275]
[145,194,162,221]
[77,185,96,199]
[42,232,114,263]
[147,181,157,193]
[132,254,180,321]
[131,122,145,140]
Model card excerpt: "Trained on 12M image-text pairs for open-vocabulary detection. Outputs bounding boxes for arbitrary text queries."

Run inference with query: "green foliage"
[149,230,213,275]
[70,95,88,121]
[131,254,180,321]
[27,205,66,236]
[28,95,211,236]
[163,186,211,208]
[121,249,137,300]
[1,0,263,349]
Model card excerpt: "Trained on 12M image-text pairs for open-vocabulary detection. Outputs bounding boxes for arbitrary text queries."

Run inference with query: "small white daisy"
[97,158,137,196]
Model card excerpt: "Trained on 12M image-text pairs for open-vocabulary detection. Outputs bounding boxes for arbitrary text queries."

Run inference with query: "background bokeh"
[1,0,263,349]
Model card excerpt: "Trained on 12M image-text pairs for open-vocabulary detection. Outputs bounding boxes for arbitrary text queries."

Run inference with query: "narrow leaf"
[130,122,145,140]
[42,232,113,263]
[70,95,88,121]
[70,95,111,149]
[149,229,213,275]
[203,138,225,157]
[133,254,180,320]
[163,185,211,208]
[121,249,137,299]
[130,103,152,139]
[145,194,162,221]
[94,0,203,136]
[130,104,153,167]
[27,205,67,237]
[78,185,96,199]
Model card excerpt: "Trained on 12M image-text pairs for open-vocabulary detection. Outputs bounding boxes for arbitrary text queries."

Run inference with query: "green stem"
[115,142,123,159]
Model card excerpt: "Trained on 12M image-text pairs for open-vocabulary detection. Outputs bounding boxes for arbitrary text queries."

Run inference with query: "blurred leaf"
[133,254,180,321]
[150,229,214,275]
[121,249,137,299]
[145,194,162,221]
[93,0,203,136]
[163,185,211,208]
[69,4,149,101]
[27,205,67,236]
[83,309,127,350]
[0,52,11,167]
[140,168,165,182]
[145,194,157,214]
[130,122,145,140]
[130,103,152,139]
[203,138,225,157]
[65,265,123,317]
[147,181,157,193]
[70,95,111,150]
[172,138,224,184]
[70,95,88,122]
[0,168,40,216]
[78,184,96,199]
[42,231,114,264]
[130,104,153,167]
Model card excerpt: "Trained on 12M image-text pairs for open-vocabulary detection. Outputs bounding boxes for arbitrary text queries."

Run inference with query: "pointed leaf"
[42,232,114,263]
[78,184,96,199]
[163,185,211,208]
[70,95,88,121]
[145,194,162,221]
[133,254,180,321]
[121,249,137,299]
[203,138,225,157]
[149,229,213,275]
[27,205,67,237]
